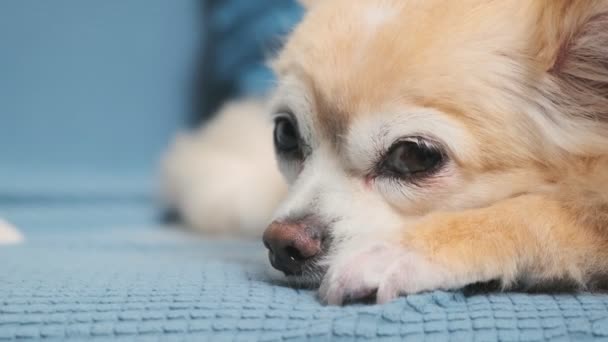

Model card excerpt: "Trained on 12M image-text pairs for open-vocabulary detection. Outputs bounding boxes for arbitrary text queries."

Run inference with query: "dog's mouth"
[270,253,328,288]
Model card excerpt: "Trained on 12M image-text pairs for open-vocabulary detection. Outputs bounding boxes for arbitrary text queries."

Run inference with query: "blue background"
[0,0,302,196]
[0,0,301,174]
[0,0,201,172]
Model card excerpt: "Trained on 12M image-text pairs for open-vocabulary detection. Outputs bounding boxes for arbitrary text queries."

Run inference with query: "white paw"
[319,243,447,305]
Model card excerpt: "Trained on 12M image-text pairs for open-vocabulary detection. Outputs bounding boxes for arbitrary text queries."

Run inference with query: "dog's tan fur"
[270,0,608,303]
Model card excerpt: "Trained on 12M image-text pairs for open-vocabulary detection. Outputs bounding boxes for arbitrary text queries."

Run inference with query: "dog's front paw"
[319,243,447,305]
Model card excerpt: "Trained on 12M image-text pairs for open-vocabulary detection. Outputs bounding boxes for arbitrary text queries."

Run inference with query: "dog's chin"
[279,263,327,290]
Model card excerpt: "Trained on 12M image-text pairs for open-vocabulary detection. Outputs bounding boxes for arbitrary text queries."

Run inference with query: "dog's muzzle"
[262,219,323,276]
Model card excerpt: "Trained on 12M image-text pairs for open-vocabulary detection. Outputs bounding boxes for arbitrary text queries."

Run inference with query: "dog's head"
[262,0,608,284]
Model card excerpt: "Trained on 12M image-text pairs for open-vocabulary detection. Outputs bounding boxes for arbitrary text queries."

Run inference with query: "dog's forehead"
[274,0,534,145]
[276,0,410,141]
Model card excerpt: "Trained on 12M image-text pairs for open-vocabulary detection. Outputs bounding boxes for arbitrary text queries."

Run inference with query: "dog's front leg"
[320,194,605,305]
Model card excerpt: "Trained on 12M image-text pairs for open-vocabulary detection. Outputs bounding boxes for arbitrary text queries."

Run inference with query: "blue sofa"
[1,1,607,341]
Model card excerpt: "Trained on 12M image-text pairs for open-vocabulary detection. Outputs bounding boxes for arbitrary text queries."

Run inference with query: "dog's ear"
[536,1,608,123]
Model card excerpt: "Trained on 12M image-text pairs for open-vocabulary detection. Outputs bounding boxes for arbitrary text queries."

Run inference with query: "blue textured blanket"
[2,204,608,341]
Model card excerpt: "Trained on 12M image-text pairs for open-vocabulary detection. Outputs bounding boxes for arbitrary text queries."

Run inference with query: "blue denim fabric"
[196,0,302,124]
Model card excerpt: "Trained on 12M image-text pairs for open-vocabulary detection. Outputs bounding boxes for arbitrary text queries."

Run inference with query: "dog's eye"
[381,139,444,178]
[274,117,300,154]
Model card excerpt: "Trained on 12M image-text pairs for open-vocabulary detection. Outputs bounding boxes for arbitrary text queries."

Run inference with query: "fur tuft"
[0,219,23,245]
[161,99,287,237]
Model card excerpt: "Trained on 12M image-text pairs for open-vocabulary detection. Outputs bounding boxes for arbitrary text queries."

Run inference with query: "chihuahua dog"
[164,0,608,305]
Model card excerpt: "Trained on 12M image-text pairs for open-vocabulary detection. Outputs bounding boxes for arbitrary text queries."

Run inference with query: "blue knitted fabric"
[2,213,608,342]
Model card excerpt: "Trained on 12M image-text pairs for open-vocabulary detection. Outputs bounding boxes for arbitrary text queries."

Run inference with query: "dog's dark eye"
[274,117,300,154]
[381,140,444,178]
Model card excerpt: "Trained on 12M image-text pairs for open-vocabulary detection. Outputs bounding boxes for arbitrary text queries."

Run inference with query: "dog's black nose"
[263,220,322,276]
